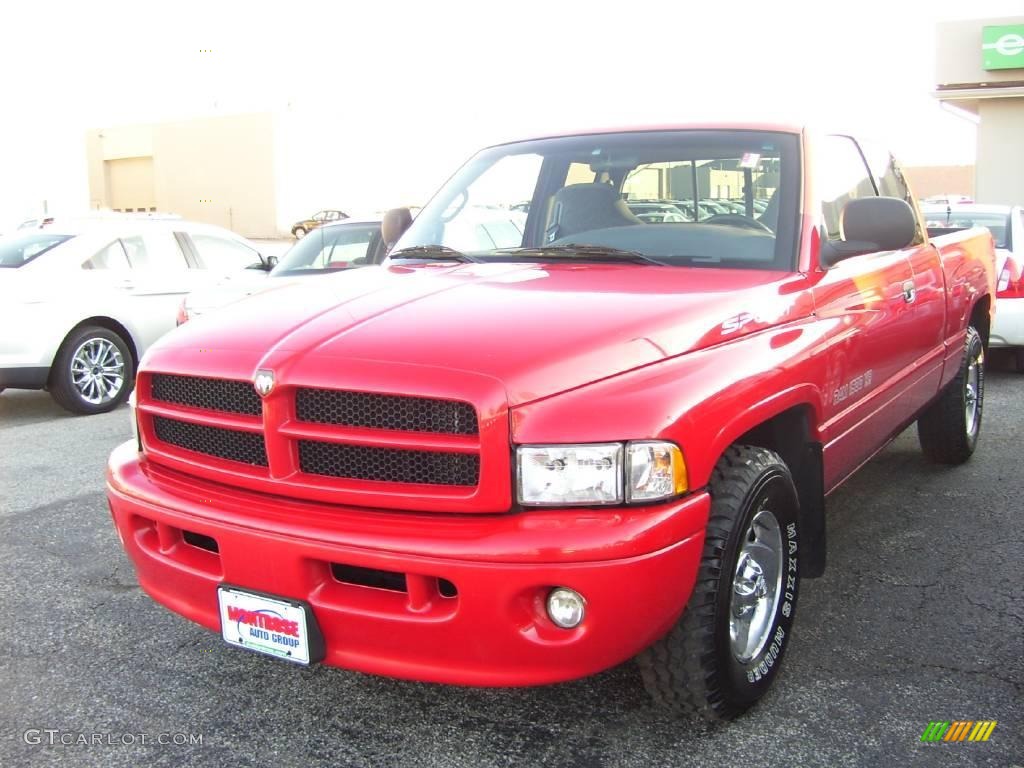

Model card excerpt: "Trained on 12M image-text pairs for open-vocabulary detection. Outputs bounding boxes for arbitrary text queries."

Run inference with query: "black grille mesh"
[150,373,262,416]
[153,416,268,467]
[298,440,479,486]
[296,388,478,435]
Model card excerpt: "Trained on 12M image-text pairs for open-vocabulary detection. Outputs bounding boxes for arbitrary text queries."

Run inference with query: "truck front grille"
[151,373,261,416]
[295,388,478,435]
[297,440,479,486]
[152,416,268,467]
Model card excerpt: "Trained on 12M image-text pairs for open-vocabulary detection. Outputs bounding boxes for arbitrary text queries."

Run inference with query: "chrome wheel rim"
[730,506,784,663]
[964,346,982,438]
[70,337,124,405]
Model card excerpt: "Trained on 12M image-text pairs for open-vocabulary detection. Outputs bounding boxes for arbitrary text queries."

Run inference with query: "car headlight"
[516,441,686,506]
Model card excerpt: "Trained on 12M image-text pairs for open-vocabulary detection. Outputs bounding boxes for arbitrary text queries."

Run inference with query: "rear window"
[922,209,1010,249]
[0,233,74,268]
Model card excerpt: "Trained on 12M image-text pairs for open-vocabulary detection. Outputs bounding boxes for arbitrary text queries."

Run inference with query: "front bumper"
[991,297,1024,348]
[107,441,709,686]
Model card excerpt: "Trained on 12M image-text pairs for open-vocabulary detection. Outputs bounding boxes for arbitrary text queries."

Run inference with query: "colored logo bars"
[921,721,997,742]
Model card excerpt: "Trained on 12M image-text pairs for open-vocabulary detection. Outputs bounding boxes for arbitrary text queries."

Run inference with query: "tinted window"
[0,233,74,268]
[190,234,260,272]
[818,136,877,241]
[272,224,382,275]
[82,240,130,270]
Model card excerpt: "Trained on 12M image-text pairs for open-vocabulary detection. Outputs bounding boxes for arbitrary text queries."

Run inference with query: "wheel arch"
[48,316,140,386]
[969,294,992,348]
[721,401,827,578]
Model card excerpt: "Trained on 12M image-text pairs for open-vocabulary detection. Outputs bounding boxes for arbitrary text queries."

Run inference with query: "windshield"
[0,232,74,268]
[393,130,800,270]
[921,208,1010,250]
[271,223,383,276]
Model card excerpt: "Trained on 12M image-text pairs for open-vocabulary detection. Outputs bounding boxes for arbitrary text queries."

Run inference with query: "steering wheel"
[703,214,774,233]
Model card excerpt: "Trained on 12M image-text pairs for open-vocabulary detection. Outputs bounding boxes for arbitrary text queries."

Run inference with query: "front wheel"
[637,445,800,720]
[917,325,984,464]
[50,326,134,415]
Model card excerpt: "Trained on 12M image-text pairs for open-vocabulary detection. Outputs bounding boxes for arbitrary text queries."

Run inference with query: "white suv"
[0,217,271,413]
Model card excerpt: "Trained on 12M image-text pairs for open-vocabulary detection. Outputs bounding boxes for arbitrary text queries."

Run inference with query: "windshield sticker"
[740,152,761,169]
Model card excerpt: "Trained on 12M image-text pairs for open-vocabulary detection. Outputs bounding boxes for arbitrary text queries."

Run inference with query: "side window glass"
[818,136,877,241]
[190,234,260,272]
[82,240,130,270]
[439,153,540,251]
[123,233,189,271]
[857,140,923,245]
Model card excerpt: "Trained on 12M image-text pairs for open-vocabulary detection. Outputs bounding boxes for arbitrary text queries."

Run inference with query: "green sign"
[982,24,1024,70]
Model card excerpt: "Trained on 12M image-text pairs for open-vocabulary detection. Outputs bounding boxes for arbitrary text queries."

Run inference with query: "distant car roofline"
[921,203,1014,214]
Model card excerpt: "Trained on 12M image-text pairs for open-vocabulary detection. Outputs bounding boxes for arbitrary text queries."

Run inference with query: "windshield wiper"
[491,244,669,266]
[388,245,482,263]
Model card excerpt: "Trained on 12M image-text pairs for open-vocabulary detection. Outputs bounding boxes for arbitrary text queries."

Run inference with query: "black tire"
[637,445,800,720]
[917,326,984,464]
[1015,348,1024,373]
[50,326,134,415]
[293,226,306,239]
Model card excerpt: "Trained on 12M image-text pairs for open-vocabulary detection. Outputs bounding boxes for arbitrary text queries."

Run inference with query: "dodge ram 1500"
[107,124,996,720]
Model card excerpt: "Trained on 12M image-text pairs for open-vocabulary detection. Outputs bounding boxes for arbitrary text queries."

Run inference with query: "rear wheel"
[917,325,984,464]
[637,445,800,720]
[50,326,134,415]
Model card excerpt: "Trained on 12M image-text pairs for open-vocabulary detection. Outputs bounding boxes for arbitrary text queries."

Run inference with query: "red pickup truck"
[107,124,996,720]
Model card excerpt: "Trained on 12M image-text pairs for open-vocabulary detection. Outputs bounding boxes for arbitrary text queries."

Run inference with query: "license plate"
[217,586,320,665]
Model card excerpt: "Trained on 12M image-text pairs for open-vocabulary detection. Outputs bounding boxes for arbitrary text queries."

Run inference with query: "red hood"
[148,262,812,406]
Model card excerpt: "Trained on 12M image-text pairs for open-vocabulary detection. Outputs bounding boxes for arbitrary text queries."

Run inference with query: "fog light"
[546,587,585,629]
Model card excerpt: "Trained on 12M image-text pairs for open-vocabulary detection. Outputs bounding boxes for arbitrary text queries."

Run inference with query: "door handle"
[901,280,916,304]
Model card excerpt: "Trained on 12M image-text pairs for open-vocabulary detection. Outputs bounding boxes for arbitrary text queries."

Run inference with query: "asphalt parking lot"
[1,360,1021,768]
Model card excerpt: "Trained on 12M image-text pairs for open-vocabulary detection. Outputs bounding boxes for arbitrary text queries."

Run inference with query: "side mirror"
[381,207,413,252]
[266,255,279,269]
[820,196,916,267]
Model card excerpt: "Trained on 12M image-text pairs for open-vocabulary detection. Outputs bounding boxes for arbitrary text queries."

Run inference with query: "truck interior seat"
[548,183,644,239]
[757,190,780,232]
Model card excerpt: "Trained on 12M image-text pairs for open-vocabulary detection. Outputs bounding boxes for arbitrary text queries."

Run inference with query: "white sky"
[1,0,1022,225]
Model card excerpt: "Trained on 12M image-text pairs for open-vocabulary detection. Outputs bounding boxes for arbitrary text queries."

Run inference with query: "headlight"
[626,441,687,502]
[517,443,623,506]
[516,441,686,507]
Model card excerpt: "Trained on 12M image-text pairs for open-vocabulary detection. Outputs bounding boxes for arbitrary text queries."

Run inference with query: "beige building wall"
[934,16,1024,206]
[902,165,975,199]
[976,99,1024,204]
[86,113,279,238]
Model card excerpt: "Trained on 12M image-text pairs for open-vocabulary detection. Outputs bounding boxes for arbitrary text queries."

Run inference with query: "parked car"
[179,218,386,323]
[922,203,1024,368]
[0,217,271,413]
[18,216,55,230]
[291,210,348,239]
[107,125,995,722]
[626,201,692,223]
[921,194,973,205]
